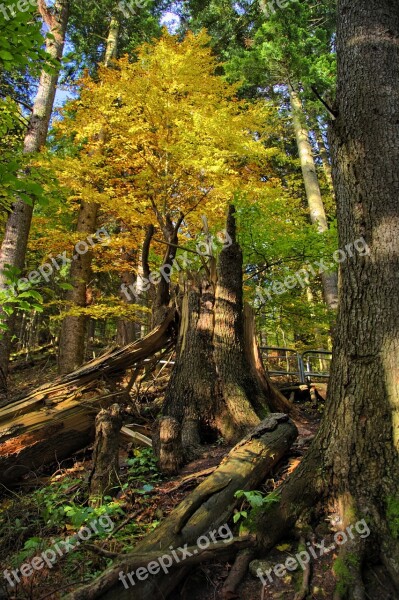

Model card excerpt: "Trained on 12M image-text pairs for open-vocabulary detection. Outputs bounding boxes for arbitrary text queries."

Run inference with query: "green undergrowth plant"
[233,489,280,532]
[122,447,162,494]
[0,447,165,585]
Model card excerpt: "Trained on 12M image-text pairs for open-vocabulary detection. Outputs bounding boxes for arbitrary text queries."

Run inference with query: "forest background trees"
[0,0,338,397]
[1,1,398,599]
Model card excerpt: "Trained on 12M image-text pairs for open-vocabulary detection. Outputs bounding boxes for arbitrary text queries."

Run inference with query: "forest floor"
[0,355,344,600]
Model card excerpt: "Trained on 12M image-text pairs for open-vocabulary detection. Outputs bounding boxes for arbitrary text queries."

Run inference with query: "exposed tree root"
[251,446,399,600]
[332,541,366,600]
[63,415,297,600]
[294,536,312,600]
[221,547,255,599]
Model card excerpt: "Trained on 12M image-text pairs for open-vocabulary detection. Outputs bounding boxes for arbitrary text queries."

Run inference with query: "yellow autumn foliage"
[51,29,279,242]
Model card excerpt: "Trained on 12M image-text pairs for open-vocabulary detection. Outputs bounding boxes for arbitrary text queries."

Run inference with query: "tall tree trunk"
[257,3,399,596]
[104,15,119,67]
[116,260,138,346]
[151,214,184,327]
[212,206,270,436]
[58,202,99,374]
[321,0,399,590]
[0,0,70,400]
[289,84,338,311]
[117,225,154,344]
[156,207,291,471]
[58,17,120,372]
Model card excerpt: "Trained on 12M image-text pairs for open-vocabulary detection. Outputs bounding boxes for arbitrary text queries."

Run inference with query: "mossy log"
[65,414,298,600]
[0,310,176,484]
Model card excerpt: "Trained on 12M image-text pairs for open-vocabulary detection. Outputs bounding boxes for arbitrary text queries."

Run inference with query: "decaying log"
[163,466,217,493]
[89,405,122,506]
[0,310,176,484]
[65,414,298,600]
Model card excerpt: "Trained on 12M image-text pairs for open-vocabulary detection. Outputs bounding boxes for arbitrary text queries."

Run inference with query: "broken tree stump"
[65,413,298,600]
[152,416,184,475]
[89,405,122,506]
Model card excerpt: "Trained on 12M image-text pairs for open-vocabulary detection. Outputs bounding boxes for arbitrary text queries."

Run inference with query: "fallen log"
[65,414,298,600]
[0,310,176,485]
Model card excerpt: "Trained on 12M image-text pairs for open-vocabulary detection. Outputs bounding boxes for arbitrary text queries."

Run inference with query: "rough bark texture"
[58,202,99,374]
[161,279,218,463]
[89,404,122,506]
[289,84,338,311]
[151,214,184,327]
[257,3,399,596]
[116,243,138,346]
[65,415,298,600]
[213,207,269,436]
[0,0,70,399]
[152,416,184,475]
[0,310,176,484]
[158,207,288,470]
[321,0,399,589]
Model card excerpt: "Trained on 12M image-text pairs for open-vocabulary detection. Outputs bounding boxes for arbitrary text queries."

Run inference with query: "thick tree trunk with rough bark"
[156,207,292,472]
[0,0,70,399]
[157,279,218,466]
[256,3,399,597]
[289,84,338,311]
[320,0,399,591]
